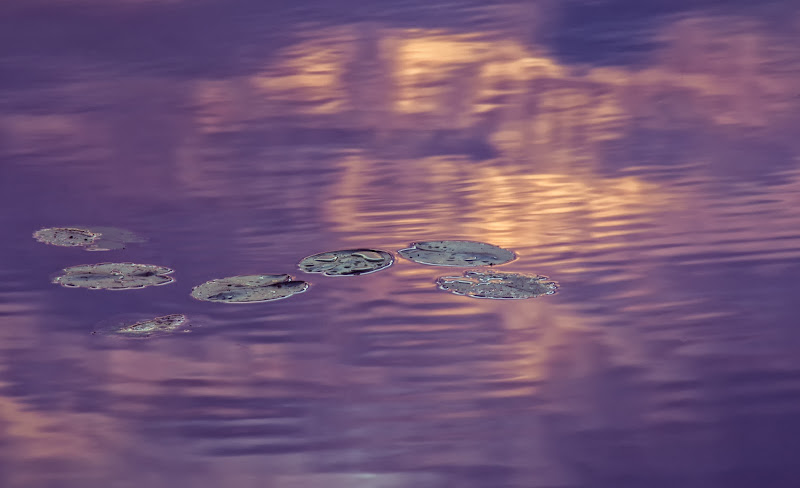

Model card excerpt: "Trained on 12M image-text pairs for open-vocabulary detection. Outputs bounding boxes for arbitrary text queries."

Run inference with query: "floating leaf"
[190,274,308,303]
[53,262,175,290]
[299,249,394,276]
[398,240,515,267]
[34,226,145,251]
[34,227,100,247]
[95,314,191,338]
[436,271,557,299]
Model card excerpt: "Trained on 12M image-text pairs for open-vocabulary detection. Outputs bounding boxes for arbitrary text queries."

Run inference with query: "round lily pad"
[34,227,100,247]
[95,314,191,338]
[53,262,175,290]
[398,240,515,267]
[436,271,557,299]
[33,226,145,251]
[298,249,394,276]
[190,274,308,303]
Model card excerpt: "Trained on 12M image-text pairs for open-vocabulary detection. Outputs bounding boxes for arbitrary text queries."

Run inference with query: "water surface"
[2,1,800,487]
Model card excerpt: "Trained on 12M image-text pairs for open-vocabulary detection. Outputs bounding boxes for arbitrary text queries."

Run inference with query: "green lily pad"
[95,313,191,338]
[190,274,308,303]
[53,262,175,290]
[398,240,515,267]
[33,226,145,251]
[298,249,394,276]
[436,271,557,299]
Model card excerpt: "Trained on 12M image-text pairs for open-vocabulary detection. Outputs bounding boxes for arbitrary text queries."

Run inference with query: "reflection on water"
[1,1,800,487]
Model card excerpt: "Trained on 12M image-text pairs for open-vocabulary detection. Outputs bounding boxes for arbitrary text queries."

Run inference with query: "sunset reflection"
[0,315,117,487]
[2,3,800,487]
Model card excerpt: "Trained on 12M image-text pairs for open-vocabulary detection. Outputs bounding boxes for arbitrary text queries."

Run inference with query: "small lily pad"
[298,249,394,276]
[436,271,557,299]
[53,262,175,290]
[34,227,100,247]
[190,274,308,303]
[34,226,145,251]
[398,240,515,267]
[95,314,191,338]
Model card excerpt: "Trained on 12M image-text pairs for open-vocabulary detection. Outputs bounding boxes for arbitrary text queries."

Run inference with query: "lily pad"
[436,271,557,299]
[53,262,175,290]
[398,240,515,267]
[33,227,100,247]
[298,249,394,276]
[33,226,145,251]
[190,274,308,303]
[95,314,191,338]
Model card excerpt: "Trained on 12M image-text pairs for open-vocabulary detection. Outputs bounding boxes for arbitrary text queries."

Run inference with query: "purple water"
[2,1,800,487]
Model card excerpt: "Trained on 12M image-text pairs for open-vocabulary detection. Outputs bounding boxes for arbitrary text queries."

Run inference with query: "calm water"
[2,1,800,487]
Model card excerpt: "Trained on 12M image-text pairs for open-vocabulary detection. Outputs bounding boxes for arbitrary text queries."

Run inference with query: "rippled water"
[2,1,800,487]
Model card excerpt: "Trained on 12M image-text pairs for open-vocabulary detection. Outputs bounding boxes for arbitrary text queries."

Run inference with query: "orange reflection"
[2,9,799,480]
[250,29,357,116]
[324,151,667,262]
[0,317,117,485]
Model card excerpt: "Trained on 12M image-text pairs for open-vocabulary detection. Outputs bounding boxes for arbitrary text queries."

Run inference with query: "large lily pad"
[53,262,175,290]
[298,249,394,276]
[436,271,557,299]
[398,240,515,267]
[190,274,308,303]
[33,226,145,251]
[95,313,191,338]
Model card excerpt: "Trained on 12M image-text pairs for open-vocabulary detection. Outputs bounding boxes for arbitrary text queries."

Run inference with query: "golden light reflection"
[159,12,800,262]
[0,391,113,463]
[324,151,669,265]
[179,14,797,147]
[392,31,489,117]
[2,9,799,479]
[244,28,359,117]
[0,325,116,486]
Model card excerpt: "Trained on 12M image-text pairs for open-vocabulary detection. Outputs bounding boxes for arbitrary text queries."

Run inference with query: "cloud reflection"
[1,5,800,487]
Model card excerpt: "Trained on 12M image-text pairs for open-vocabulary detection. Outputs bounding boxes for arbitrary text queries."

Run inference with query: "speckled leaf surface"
[436,271,557,299]
[299,249,394,276]
[96,314,191,338]
[398,240,515,267]
[191,274,308,303]
[34,226,145,251]
[53,263,175,290]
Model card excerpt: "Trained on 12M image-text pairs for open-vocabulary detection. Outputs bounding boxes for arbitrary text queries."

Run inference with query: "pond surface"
[2,1,800,487]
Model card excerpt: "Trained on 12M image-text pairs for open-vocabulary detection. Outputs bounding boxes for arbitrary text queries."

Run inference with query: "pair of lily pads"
[47,262,312,303]
[295,241,515,276]
[187,248,395,303]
